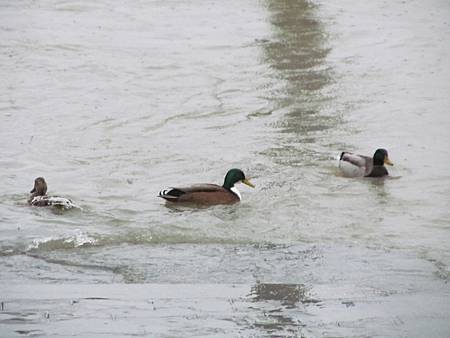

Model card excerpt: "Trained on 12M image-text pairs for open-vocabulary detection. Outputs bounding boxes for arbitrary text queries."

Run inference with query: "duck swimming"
[338,148,393,177]
[158,168,255,205]
[28,177,77,209]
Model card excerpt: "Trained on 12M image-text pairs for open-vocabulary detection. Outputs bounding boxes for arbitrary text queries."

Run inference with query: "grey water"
[1,0,449,337]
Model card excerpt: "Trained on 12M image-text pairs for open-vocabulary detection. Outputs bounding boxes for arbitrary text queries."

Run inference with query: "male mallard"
[28,177,77,209]
[158,168,254,205]
[338,149,393,177]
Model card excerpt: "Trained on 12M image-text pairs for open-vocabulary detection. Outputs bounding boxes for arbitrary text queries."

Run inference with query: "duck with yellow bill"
[158,168,254,205]
[338,148,393,177]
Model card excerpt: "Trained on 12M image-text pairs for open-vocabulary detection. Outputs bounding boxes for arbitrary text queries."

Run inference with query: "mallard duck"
[339,149,393,177]
[28,177,78,209]
[158,168,255,205]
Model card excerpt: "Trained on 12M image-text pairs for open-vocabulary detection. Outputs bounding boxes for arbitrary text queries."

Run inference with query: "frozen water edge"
[1,282,449,338]
[1,241,450,338]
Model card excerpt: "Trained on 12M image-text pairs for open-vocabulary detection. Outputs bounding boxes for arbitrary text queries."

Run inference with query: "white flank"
[339,161,365,177]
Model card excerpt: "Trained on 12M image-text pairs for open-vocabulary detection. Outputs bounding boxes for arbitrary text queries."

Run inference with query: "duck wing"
[340,152,371,167]
[30,196,51,207]
[159,184,221,199]
[339,152,373,177]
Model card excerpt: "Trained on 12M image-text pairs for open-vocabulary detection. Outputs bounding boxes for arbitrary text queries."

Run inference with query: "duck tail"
[339,152,346,160]
[158,188,184,200]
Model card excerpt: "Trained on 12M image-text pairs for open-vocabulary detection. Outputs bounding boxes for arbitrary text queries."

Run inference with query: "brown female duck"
[28,177,77,209]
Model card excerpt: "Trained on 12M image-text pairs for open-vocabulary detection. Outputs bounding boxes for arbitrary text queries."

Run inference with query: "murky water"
[1,0,449,337]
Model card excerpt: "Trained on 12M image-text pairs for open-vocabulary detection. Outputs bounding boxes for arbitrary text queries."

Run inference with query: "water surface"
[1,0,449,337]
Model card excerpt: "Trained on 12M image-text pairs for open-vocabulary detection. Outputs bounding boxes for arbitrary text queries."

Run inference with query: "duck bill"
[30,187,36,193]
[384,157,394,166]
[242,179,255,188]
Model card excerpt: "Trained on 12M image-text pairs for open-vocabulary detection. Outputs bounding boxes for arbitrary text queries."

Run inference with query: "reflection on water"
[262,0,341,165]
[368,177,390,204]
[263,1,333,123]
[245,283,320,337]
[250,282,314,308]
[264,0,331,94]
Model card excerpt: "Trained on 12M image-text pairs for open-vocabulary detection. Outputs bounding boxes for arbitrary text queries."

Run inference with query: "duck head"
[222,169,255,190]
[30,177,48,196]
[373,149,393,166]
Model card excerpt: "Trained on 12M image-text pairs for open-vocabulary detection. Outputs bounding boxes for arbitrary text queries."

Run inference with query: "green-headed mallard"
[158,168,254,205]
[29,177,78,209]
[339,149,393,177]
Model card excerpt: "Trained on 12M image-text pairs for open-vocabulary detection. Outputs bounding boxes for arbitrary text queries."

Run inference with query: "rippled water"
[1,0,449,337]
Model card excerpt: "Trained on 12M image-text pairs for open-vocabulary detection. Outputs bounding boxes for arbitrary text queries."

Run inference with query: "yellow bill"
[384,157,394,166]
[242,179,255,188]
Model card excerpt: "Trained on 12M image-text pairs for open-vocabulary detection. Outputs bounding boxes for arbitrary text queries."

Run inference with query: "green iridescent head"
[222,169,255,190]
[373,149,393,166]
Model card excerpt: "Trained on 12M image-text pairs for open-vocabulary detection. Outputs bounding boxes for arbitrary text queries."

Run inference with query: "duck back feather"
[159,184,239,205]
[30,195,78,209]
[338,152,372,177]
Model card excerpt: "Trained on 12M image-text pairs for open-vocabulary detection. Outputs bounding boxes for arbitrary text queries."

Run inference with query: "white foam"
[64,230,97,247]
[27,230,96,251]
[27,236,55,250]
